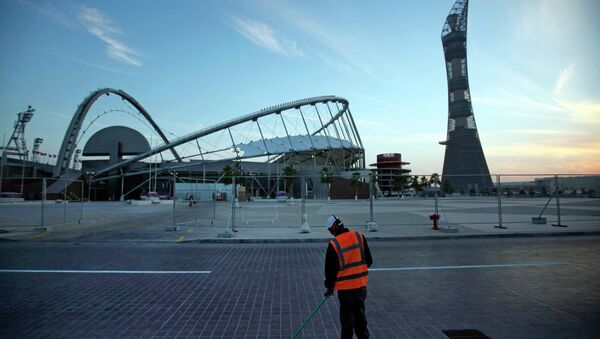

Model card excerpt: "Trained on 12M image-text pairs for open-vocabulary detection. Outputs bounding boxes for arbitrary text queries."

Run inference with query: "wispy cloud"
[43,109,72,120]
[233,1,378,76]
[76,5,143,67]
[551,64,600,125]
[18,0,75,28]
[317,54,356,75]
[228,16,303,58]
[503,129,573,136]
[50,52,138,76]
[279,11,374,76]
[553,64,575,97]
[554,97,600,125]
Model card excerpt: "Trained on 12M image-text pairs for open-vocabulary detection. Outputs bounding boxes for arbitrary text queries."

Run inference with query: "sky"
[0,0,599,175]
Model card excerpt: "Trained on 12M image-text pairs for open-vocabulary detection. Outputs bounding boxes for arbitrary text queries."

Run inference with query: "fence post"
[166,173,178,231]
[494,174,506,229]
[194,179,198,225]
[40,177,46,230]
[300,176,310,233]
[212,181,216,222]
[173,174,177,229]
[369,174,374,222]
[552,174,567,227]
[63,180,67,223]
[367,172,379,231]
[218,177,234,238]
[79,180,83,224]
[232,176,237,232]
[120,175,125,202]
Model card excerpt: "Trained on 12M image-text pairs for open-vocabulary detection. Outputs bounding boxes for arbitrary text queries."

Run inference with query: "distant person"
[324,215,373,339]
[188,194,194,207]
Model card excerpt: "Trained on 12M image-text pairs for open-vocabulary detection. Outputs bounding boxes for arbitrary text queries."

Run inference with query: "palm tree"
[221,164,233,185]
[442,179,454,194]
[419,176,429,196]
[430,173,441,196]
[393,173,409,197]
[430,173,441,187]
[410,175,421,194]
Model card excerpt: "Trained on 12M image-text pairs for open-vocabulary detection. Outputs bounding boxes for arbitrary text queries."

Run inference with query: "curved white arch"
[93,95,363,177]
[54,88,181,177]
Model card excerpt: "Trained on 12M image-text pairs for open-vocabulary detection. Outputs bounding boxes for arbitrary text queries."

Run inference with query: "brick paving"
[1,236,599,338]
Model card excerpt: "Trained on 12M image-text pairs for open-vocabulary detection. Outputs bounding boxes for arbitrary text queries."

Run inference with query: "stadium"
[1,88,366,201]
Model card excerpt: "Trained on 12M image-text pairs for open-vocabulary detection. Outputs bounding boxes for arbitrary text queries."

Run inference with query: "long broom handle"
[292,295,331,339]
[538,196,553,218]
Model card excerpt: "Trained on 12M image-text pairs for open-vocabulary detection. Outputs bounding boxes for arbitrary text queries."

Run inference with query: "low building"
[370,153,410,196]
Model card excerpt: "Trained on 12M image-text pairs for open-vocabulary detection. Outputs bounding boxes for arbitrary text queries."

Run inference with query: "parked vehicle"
[140,192,160,203]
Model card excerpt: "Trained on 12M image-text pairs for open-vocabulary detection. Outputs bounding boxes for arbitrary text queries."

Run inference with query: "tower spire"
[440,0,493,194]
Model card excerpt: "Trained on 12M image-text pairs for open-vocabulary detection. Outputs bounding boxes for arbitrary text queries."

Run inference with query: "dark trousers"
[338,287,368,339]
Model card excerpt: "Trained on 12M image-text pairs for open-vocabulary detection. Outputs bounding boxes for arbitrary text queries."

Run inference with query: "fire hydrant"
[429,213,440,230]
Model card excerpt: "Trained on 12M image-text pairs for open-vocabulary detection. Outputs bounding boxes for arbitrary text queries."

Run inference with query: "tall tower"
[440,0,492,193]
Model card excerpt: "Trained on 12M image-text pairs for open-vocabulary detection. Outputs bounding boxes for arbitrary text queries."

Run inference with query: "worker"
[324,215,373,339]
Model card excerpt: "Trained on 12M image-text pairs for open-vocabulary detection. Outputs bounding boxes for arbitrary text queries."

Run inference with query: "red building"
[370,153,410,195]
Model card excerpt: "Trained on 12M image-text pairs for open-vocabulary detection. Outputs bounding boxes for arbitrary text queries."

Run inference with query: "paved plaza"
[1,197,599,337]
[1,236,599,338]
[0,198,599,242]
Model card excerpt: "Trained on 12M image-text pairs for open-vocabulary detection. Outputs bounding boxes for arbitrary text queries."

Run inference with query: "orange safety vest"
[329,231,368,290]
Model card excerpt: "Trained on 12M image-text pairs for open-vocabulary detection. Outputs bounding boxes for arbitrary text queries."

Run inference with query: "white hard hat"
[326,215,337,229]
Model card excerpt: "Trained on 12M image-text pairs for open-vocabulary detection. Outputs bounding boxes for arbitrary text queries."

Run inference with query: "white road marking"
[0,269,211,274]
[369,262,568,271]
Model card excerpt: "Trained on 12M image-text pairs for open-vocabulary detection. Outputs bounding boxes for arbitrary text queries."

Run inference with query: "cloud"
[234,1,377,76]
[18,0,75,27]
[280,12,374,76]
[553,64,575,97]
[317,54,356,75]
[551,64,600,125]
[43,109,72,120]
[513,0,585,45]
[50,52,138,75]
[228,16,304,58]
[76,5,142,67]
[554,98,600,125]
[502,129,573,136]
